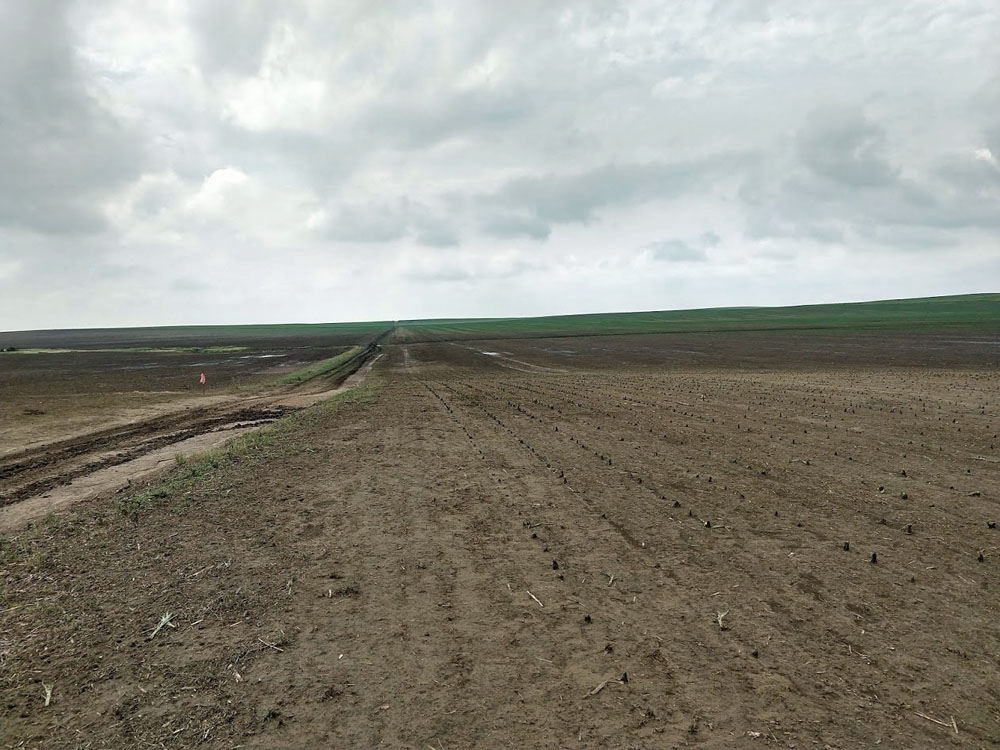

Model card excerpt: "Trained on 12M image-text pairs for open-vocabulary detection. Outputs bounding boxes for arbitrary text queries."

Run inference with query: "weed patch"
[276,347,362,385]
[116,381,381,518]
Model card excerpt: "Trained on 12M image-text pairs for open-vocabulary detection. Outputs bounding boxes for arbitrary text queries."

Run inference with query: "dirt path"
[0,351,383,527]
[0,422,264,531]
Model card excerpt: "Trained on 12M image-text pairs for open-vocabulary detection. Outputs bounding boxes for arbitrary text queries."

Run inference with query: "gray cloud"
[743,103,1000,249]
[170,277,210,293]
[647,240,706,262]
[0,1,997,329]
[646,232,719,262]
[0,0,143,235]
[476,156,745,240]
[317,198,459,247]
[398,248,544,283]
[364,88,531,150]
[414,220,461,249]
[932,154,1000,191]
[189,1,295,76]
[481,214,552,242]
[797,108,898,188]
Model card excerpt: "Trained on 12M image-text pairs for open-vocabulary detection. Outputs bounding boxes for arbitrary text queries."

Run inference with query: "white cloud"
[1,0,998,329]
[186,167,250,214]
[0,259,21,281]
[651,73,717,99]
[393,247,544,282]
[973,147,998,167]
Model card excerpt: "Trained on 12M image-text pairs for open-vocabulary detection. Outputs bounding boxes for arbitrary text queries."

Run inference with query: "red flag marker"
[199,372,206,385]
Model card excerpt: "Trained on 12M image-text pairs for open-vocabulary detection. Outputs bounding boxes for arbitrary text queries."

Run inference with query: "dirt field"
[0,327,389,518]
[0,340,353,458]
[2,331,999,748]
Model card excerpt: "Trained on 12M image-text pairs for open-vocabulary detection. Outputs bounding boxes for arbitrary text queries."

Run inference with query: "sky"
[1,0,998,330]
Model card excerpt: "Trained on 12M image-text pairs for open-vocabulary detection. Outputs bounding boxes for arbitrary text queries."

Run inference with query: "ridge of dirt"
[0,352,382,533]
[0,406,295,504]
[0,344,384,514]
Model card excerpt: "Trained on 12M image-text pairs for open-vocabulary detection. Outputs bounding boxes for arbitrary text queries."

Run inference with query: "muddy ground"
[0,338,356,458]
[1,331,999,748]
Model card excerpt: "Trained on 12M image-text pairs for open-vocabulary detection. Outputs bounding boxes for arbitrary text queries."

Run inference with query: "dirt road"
[1,339,998,748]
[0,348,383,527]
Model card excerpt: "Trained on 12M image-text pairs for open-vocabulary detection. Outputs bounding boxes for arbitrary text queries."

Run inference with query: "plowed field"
[2,332,998,748]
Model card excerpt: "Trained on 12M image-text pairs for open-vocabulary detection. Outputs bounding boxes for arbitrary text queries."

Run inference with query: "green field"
[1,295,996,350]
[0,346,249,355]
[393,293,999,342]
[0,321,393,350]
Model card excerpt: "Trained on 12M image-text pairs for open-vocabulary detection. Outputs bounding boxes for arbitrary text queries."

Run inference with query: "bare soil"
[0,344,349,457]
[0,341,384,517]
[1,332,998,748]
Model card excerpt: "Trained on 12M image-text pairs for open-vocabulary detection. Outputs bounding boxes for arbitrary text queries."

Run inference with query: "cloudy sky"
[1,1,998,330]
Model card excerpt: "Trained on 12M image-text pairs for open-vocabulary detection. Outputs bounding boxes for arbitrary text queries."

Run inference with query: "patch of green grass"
[118,458,221,517]
[0,538,30,566]
[0,321,392,350]
[116,380,381,518]
[275,346,363,385]
[0,345,249,355]
[393,293,999,342]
